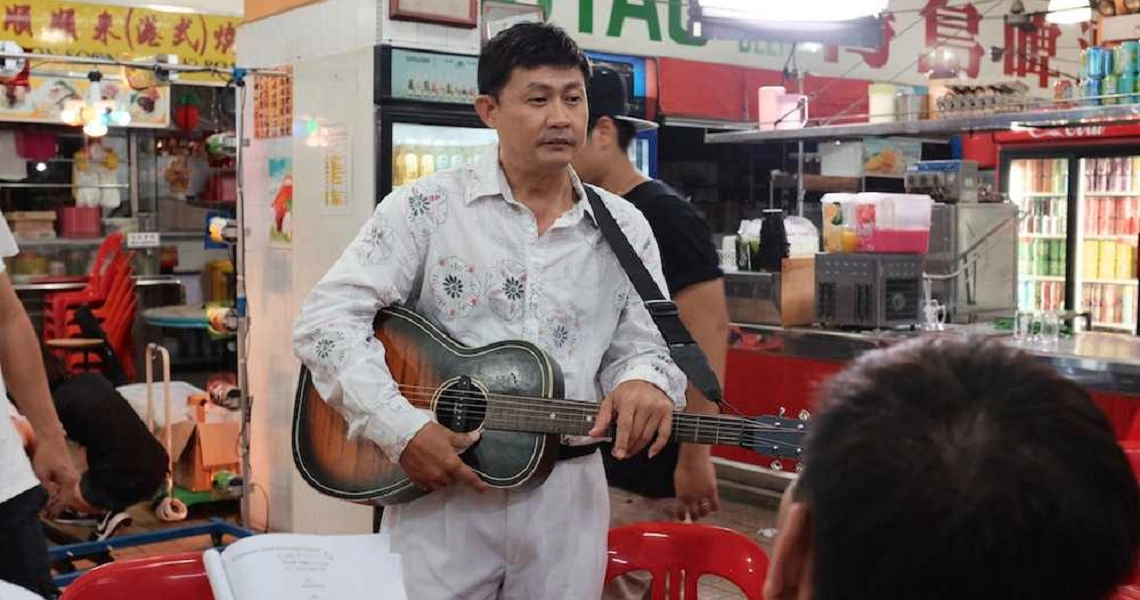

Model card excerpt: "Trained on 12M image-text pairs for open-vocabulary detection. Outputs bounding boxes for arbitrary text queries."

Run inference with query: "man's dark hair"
[797,337,1140,600]
[478,22,590,98]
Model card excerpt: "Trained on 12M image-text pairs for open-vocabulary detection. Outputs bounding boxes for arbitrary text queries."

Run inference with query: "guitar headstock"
[743,413,810,471]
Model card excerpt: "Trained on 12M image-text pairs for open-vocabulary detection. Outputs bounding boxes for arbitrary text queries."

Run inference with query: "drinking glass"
[1014,310,1036,345]
[1038,311,1061,348]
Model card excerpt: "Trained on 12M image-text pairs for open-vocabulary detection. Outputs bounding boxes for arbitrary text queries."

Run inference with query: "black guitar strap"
[584,185,723,403]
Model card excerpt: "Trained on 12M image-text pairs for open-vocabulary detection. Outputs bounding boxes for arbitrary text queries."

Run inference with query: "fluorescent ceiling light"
[696,0,889,23]
[145,4,198,13]
[1045,0,1091,24]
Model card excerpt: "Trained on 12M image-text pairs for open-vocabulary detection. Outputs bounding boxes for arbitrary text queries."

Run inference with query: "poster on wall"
[0,0,238,85]
[862,138,922,178]
[268,156,293,246]
[0,76,170,126]
[254,67,293,139]
[322,124,351,213]
[390,0,478,28]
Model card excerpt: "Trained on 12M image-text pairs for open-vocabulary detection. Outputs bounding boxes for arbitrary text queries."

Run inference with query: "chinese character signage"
[1,0,238,85]
[540,0,1087,91]
[0,75,170,126]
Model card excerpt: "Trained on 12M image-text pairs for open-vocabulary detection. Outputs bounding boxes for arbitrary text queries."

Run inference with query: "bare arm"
[0,272,85,510]
[0,273,64,444]
[673,277,729,519]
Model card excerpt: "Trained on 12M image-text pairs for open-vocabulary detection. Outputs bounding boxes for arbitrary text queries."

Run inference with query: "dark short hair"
[477,22,590,98]
[797,338,1140,600]
[589,116,637,153]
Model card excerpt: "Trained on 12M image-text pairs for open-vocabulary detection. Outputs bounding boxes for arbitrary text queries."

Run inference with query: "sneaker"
[53,508,100,526]
[89,510,132,542]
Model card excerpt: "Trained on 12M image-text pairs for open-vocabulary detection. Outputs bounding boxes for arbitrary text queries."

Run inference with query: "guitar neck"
[483,398,755,449]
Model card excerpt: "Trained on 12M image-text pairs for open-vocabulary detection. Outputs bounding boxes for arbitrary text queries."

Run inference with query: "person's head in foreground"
[765,337,1140,600]
[475,22,591,175]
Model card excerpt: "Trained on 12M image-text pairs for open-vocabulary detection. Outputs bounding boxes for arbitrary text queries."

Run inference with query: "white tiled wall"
[238,0,380,534]
[238,0,378,67]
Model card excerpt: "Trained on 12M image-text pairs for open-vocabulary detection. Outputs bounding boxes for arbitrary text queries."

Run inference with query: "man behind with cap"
[572,67,729,600]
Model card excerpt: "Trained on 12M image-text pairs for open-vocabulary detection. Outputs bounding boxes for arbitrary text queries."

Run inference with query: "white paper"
[202,548,237,600]
[204,534,405,600]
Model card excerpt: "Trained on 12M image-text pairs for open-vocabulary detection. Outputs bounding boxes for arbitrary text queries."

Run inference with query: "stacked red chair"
[605,522,768,600]
[1116,443,1140,600]
[59,552,212,600]
[41,233,138,381]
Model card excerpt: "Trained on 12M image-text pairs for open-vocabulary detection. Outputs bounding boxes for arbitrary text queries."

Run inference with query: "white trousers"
[382,452,610,600]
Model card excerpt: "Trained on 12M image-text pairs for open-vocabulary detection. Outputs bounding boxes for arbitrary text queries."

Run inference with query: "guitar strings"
[392,387,800,435]
[381,388,805,450]
[392,391,804,445]
[385,382,804,433]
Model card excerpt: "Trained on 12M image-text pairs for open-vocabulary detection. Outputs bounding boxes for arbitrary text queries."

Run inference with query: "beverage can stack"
[1080,43,1140,105]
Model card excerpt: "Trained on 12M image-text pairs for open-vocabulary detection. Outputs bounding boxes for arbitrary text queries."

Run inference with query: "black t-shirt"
[601,179,722,498]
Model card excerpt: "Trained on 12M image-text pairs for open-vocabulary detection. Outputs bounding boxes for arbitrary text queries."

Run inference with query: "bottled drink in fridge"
[419,142,436,178]
[1124,286,1136,328]
[1106,284,1119,324]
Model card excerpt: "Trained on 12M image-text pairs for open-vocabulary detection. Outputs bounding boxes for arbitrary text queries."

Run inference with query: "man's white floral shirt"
[293,147,687,461]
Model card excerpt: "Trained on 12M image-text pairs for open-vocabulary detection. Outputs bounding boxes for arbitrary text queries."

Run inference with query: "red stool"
[59,552,213,600]
[606,522,768,600]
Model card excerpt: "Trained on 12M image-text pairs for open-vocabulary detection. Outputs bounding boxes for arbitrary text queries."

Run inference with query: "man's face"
[477,65,587,172]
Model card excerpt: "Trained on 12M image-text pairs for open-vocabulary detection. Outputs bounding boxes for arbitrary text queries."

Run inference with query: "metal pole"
[796,69,805,218]
[0,50,288,76]
[233,72,252,528]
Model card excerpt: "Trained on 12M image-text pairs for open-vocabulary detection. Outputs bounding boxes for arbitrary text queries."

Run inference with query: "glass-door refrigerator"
[1006,157,1070,314]
[1075,156,1139,333]
[998,128,1140,334]
[375,47,659,201]
[375,47,499,200]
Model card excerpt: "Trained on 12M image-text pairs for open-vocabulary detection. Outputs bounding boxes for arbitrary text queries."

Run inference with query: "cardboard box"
[169,418,240,492]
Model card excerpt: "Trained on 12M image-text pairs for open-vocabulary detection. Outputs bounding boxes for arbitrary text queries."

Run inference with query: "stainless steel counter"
[12,275,184,293]
[733,323,1140,395]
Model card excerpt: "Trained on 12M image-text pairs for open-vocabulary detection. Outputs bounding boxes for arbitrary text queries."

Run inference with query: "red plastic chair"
[606,522,768,600]
[60,552,213,600]
[1119,443,1140,597]
[1124,442,1140,483]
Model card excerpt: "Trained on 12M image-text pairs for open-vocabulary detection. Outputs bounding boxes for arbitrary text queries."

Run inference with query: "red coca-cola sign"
[996,123,1140,143]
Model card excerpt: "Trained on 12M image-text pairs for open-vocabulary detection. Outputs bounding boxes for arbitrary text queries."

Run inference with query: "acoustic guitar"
[293,306,808,506]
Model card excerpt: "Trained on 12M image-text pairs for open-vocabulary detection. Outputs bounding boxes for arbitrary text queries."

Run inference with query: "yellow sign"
[1,0,238,84]
[0,75,170,126]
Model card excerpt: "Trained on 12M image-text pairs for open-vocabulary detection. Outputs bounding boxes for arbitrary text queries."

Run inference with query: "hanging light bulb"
[83,117,108,137]
[1046,0,1092,24]
[109,99,132,127]
[86,72,103,107]
[59,99,84,126]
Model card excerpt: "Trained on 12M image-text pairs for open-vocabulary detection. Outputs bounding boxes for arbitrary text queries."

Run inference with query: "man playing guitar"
[293,23,686,599]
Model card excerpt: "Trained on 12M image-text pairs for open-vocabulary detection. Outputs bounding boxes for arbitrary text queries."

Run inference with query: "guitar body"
[293,306,563,506]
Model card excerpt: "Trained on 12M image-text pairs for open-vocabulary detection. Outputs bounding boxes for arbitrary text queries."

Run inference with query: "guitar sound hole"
[434,376,488,434]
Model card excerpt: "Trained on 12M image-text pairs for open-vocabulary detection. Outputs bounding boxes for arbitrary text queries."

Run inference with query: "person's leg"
[500,452,611,600]
[54,374,167,511]
[0,486,60,599]
[381,484,509,600]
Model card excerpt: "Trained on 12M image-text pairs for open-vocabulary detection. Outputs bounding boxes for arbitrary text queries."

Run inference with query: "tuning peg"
[778,407,787,418]
[798,409,811,421]
[795,462,804,474]
[770,459,784,472]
